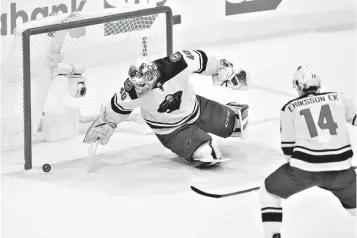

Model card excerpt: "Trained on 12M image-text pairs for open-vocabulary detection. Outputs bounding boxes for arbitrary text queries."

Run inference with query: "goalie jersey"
[280,92,357,172]
[108,50,219,134]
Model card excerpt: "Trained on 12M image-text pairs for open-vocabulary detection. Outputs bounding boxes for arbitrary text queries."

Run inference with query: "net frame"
[20,6,173,170]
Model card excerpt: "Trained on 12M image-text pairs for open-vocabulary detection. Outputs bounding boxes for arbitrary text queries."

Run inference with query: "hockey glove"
[83,106,117,145]
[212,59,252,90]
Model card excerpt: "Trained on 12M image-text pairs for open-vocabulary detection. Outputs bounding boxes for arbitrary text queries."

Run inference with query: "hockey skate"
[186,140,230,168]
[185,157,231,169]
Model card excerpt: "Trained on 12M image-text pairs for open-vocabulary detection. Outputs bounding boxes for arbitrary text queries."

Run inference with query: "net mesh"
[1,6,168,156]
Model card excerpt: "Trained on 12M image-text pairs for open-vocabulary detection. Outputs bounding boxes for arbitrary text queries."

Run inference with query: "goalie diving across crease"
[83,50,252,169]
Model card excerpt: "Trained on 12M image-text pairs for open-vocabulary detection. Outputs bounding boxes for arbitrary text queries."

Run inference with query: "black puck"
[42,164,51,172]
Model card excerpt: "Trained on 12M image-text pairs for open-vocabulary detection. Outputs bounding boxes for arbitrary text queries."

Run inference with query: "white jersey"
[107,50,220,134]
[280,92,356,172]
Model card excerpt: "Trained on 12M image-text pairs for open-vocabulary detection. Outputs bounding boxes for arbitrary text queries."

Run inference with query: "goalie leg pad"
[191,139,225,168]
[226,102,249,139]
[156,125,226,168]
[194,95,236,138]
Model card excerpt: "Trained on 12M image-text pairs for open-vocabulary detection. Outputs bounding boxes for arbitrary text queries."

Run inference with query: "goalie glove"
[212,59,251,90]
[83,106,117,145]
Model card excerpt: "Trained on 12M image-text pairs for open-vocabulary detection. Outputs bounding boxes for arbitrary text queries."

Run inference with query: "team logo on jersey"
[124,79,133,91]
[169,52,182,62]
[157,91,183,113]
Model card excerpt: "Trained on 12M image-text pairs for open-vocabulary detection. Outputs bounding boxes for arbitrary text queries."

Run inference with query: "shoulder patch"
[169,52,182,62]
[124,78,133,91]
[123,78,138,99]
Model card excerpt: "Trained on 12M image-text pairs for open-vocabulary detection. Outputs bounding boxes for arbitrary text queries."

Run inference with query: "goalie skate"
[184,157,231,168]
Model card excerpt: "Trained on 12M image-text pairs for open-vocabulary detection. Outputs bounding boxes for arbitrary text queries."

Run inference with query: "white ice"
[2,29,357,238]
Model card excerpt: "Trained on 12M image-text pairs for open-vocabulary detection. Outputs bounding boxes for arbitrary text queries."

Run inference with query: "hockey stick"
[191,166,357,198]
[87,140,99,173]
[190,185,260,198]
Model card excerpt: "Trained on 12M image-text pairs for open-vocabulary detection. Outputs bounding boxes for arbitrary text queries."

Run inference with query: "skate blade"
[207,157,231,166]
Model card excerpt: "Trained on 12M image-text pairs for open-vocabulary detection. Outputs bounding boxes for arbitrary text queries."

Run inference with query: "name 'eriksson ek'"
[288,93,340,112]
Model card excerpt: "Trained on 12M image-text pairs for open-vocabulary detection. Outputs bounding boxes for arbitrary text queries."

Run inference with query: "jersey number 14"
[300,105,338,137]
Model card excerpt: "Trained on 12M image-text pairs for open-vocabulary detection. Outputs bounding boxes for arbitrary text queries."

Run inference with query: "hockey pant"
[156,95,237,167]
[260,163,356,237]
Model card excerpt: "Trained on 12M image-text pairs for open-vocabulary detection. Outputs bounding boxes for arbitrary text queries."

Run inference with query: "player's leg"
[195,95,249,139]
[260,163,318,238]
[156,125,224,168]
[319,167,356,216]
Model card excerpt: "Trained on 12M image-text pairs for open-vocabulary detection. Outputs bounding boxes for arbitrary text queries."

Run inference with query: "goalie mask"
[128,57,159,96]
[293,65,321,96]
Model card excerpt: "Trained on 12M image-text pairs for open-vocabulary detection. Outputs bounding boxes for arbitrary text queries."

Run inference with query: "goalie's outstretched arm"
[83,84,140,145]
[178,49,220,75]
[179,49,251,90]
[107,89,136,124]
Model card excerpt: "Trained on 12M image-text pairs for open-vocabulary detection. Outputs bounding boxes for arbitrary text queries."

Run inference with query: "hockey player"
[83,50,251,168]
[260,66,356,238]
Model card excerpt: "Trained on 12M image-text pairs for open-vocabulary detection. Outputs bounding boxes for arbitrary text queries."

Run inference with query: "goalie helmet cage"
[7,6,173,170]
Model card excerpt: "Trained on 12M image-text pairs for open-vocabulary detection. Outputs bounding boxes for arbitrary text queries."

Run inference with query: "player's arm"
[83,80,140,145]
[179,50,219,75]
[107,86,138,122]
[280,108,295,158]
[342,95,357,126]
[179,50,251,90]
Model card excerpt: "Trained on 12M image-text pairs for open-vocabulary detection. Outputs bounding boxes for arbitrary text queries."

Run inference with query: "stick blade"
[190,185,261,198]
[190,186,222,198]
[87,140,99,173]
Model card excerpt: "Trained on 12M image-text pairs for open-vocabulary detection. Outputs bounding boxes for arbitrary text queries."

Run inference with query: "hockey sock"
[261,207,283,238]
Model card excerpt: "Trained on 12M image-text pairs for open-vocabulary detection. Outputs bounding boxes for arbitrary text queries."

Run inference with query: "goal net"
[1,5,173,169]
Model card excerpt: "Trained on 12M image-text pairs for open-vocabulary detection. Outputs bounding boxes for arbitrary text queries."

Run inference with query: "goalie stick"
[87,140,99,173]
[191,165,357,198]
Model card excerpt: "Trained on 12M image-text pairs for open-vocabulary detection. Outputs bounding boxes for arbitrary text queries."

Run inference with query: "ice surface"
[2,29,356,238]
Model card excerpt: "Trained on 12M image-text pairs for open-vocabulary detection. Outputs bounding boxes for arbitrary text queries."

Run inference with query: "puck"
[42,164,51,172]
